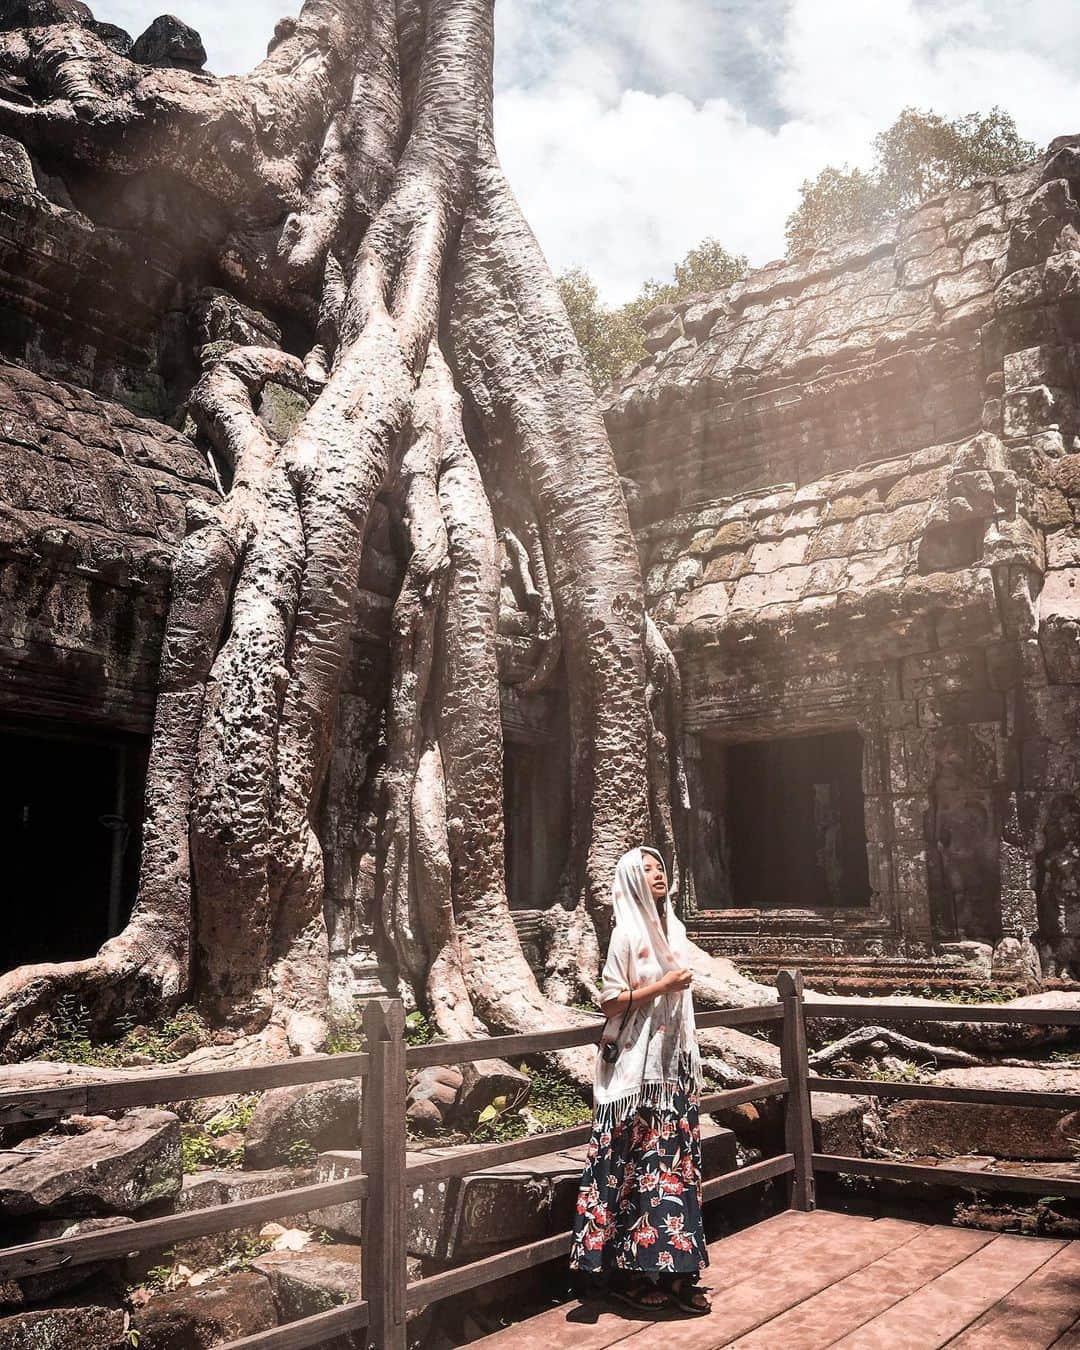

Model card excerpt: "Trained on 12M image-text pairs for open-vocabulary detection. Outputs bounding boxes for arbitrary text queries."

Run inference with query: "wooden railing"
[1,973,1078,1348]
[804,995,1080,1203]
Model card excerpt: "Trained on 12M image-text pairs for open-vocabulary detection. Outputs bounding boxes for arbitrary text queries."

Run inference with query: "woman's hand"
[658,967,693,993]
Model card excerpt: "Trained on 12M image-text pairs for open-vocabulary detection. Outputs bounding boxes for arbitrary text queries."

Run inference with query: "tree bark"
[4,0,1058,1080]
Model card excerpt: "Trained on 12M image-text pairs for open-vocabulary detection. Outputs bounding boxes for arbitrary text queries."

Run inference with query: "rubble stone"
[244,1081,360,1168]
[0,1109,182,1217]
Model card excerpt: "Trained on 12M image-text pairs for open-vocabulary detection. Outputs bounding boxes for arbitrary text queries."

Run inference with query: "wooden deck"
[470,1209,1080,1349]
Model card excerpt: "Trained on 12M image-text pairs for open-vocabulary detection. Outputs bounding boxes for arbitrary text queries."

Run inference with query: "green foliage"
[325,1012,365,1056]
[785,106,1035,253]
[180,1124,217,1174]
[899,984,1021,1005]
[521,1063,592,1131]
[857,1058,934,1084]
[470,1092,526,1143]
[404,1010,434,1046]
[206,1095,259,1137]
[41,997,210,1068]
[285,1138,318,1167]
[558,236,747,392]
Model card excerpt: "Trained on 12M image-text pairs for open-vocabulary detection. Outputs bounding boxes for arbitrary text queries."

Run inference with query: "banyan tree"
[0,0,770,1070]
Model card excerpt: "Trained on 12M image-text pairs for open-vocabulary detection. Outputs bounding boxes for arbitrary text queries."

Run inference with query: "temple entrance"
[1,722,148,967]
[712,729,871,909]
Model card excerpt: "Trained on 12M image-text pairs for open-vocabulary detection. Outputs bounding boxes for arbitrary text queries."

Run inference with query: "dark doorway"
[724,730,870,909]
[503,741,536,910]
[1,723,148,968]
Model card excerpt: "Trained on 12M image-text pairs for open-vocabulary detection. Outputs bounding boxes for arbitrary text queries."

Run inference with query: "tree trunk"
[2,0,1059,1075]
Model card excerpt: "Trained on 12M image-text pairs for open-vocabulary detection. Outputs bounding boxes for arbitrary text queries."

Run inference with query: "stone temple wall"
[606,136,1080,991]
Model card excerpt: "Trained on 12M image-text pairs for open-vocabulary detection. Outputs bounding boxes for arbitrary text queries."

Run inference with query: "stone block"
[1040,616,1080,682]
[0,1109,182,1218]
[0,1303,126,1350]
[132,1270,277,1349]
[1004,343,1070,393]
[252,1245,361,1317]
[1004,384,1059,439]
[675,582,730,627]
[810,1093,868,1156]
[310,1149,451,1257]
[15,1216,134,1303]
[244,1080,360,1169]
[746,534,809,574]
[886,1066,1080,1161]
[177,1168,312,1213]
[1045,533,1080,574]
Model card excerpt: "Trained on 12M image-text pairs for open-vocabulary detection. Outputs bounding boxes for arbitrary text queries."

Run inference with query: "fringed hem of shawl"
[592,1055,703,1129]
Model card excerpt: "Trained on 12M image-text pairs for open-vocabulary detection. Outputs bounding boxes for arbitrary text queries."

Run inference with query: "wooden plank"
[701,1152,794,1202]
[1047,1313,1080,1348]
[702,1210,869,1297]
[0,1052,370,1125]
[699,1078,787,1114]
[828,1232,1064,1348]
[726,1223,993,1349]
[405,1022,603,1069]
[808,1075,1080,1110]
[404,1122,593,1184]
[778,970,815,1210]
[805,1001,1080,1026]
[406,1229,573,1310]
[946,1239,1080,1348]
[468,1211,850,1346]
[362,998,407,1350]
[813,1154,1080,1199]
[403,1006,782,1071]
[404,1082,792,1186]
[217,1301,369,1350]
[618,1211,924,1348]
[695,1005,785,1029]
[464,1301,654,1350]
[0,1176,366,1281]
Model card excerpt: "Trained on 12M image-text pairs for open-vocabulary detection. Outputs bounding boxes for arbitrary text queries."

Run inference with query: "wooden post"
[361,998,407,1350]
[777,969,815,1211]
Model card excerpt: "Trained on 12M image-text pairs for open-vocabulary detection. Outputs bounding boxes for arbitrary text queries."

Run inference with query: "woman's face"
[641,850,668,901]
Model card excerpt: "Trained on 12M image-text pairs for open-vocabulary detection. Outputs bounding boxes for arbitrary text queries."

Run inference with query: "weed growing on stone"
[405,1010,434,1045]
[41,996,210,1067]
[286,1138,318,1167]
[180,1124,217,1174]
[521,1064,592,1130]
[325,1012,365,1055]
[857,1057,934,1084]
[206,1095,259,1136]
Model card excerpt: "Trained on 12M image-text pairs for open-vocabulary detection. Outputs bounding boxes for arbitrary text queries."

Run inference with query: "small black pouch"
[600,990,634,1064]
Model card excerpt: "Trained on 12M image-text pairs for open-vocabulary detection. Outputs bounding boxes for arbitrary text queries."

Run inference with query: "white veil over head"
[593,846,702,1122]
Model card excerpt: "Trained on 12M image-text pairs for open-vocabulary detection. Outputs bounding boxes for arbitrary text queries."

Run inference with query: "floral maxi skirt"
[569,1077,709,1277]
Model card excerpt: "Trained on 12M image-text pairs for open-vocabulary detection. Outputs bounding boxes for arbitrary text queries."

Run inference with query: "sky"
[93,0,1080,303]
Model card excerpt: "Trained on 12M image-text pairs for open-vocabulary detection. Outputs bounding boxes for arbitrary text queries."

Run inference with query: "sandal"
[610,1279,670,1312]
[669,1277,711,1315]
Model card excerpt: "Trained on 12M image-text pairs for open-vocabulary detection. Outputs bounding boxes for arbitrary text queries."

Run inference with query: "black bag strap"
[614,987,634,1038]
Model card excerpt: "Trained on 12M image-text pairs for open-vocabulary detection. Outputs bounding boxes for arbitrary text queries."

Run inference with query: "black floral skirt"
[569,1077,708,1279]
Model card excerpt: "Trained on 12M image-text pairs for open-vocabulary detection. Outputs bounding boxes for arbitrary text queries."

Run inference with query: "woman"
[569,846,711,1315]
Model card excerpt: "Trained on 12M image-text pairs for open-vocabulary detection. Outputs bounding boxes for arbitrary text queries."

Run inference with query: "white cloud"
[87,0,1080,302]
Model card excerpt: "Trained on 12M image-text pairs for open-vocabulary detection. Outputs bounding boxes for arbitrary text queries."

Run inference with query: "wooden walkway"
[471,1209,1080,1349]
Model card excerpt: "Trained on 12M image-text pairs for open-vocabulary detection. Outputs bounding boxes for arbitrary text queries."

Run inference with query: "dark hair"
[640,846,666,872]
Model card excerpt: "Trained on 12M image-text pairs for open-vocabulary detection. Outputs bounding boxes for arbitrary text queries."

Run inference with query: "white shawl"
[592,846,703,1126]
